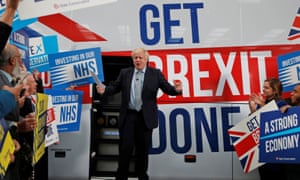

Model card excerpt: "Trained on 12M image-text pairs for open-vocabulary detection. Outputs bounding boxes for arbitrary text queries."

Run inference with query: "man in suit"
[96,47,182,180]
[0,0,20,52]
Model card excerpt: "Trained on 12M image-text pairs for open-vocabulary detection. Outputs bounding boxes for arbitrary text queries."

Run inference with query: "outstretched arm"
[1,0,19,25]
[0,0,20,51]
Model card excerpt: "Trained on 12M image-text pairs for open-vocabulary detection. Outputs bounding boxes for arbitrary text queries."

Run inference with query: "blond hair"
[131,47,149,60]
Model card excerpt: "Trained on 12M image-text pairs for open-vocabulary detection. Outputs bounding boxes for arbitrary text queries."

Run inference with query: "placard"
[45,89,83,132]
[32,93,48,165]
[18,0,117,19]
[260,106,300,163]
[228,100,278,173]
[49,47,104,89]
[277,50,300,92]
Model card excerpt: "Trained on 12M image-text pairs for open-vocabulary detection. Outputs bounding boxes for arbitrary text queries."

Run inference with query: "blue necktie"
[134,71,143,111]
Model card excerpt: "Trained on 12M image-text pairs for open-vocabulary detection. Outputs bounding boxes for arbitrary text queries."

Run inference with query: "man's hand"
[17,113,37,133]
[6,0,19,10]
[18,95,26,108]
[2,84,23,100]
[65,84,76,90]
[10,139,20,163]
[96,85,105,94]
[173,80,182,93]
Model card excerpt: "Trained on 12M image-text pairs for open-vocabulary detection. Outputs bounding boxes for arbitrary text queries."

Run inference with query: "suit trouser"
[259,163,285,180]
[116,110,152,180]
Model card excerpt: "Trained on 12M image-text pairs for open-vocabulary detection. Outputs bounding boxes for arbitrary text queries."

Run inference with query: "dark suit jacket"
[0,21,12,52]
[104,66,181,130]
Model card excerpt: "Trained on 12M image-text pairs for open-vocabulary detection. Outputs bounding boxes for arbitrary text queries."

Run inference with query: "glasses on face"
[13,55,21,61]
[10,55,21,63]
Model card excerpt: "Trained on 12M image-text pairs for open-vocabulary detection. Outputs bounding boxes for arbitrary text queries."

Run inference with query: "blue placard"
[10,26,59,72]
[45,89,83,133]
[260,107,300,163]
[48,47,104,89]
[277,50,300,92]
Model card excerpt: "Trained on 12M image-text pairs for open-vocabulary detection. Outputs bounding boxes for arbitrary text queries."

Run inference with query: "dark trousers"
[283,164,300,180]
[2,151,20,180]
[34,150,48,180]
[116,110,152,180]
[18,132,48,180]
[259,163,285,180]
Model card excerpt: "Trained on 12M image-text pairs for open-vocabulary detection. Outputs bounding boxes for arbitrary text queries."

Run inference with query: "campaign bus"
[3,0,300,179]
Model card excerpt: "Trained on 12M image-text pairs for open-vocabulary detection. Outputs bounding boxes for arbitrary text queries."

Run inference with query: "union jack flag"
[228,127,263,173]
[228,100,278,173]
[288,7,300,40]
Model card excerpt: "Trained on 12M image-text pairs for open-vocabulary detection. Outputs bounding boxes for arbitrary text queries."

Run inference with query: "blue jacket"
[0,90,16,119]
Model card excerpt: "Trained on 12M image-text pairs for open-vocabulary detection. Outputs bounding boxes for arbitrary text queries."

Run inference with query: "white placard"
[18,0,117,19]
[90,70,105,88]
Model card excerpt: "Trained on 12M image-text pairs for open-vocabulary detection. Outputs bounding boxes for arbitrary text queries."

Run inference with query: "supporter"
[0,0,22,119]
[18,73,47,180]
[0,0,22,121]
[281,83,300,180]
[96,47,182,180]
[248,78,287,180]
[0,0,21,177]
[0,44,36,180]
